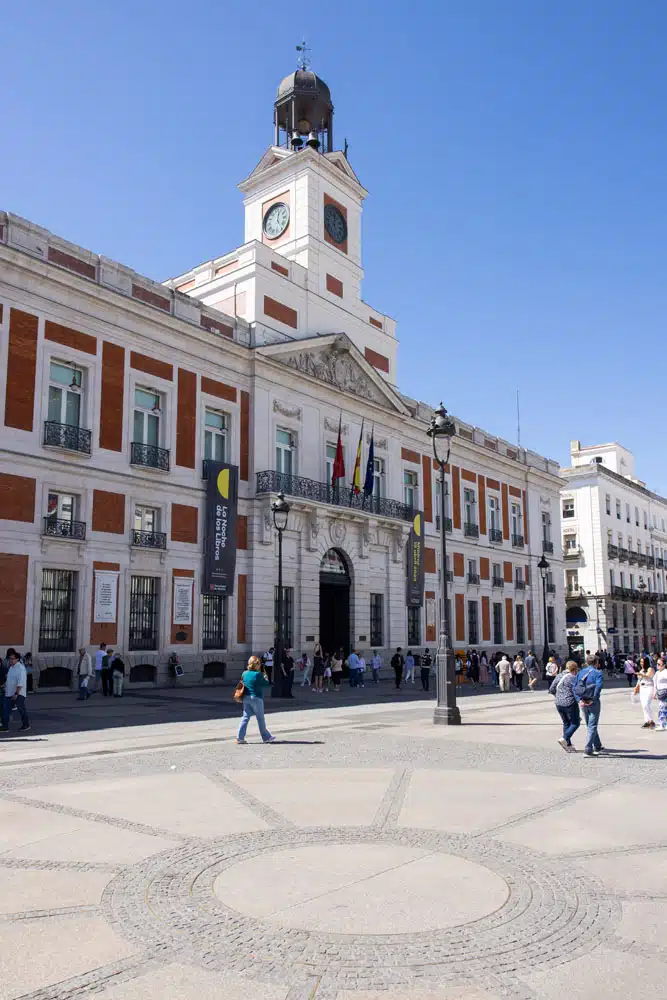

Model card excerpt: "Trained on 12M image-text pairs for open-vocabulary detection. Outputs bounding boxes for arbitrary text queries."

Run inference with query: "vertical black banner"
[202,462,238,595]
[406,511,425,607]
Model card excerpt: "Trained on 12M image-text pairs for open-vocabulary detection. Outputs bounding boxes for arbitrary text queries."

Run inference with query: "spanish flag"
[351,421,364,495]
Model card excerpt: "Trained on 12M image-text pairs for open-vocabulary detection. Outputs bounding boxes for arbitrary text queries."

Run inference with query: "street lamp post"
[271,492,290,698]
[427,403,461,726]
[537,554,550,668]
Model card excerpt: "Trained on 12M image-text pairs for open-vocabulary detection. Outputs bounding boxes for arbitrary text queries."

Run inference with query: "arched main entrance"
[320,549,351,654]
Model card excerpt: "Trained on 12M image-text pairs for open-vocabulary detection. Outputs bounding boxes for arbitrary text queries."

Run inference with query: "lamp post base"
[433,704,462,726]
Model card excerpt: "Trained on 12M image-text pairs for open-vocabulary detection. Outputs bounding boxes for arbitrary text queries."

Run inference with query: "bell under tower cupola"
[274,43,334,153]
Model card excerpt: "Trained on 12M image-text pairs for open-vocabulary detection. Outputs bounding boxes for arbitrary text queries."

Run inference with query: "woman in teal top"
[236,656,275,744]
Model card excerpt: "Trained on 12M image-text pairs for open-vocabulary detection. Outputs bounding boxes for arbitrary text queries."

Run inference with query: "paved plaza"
[1,681,666,1000]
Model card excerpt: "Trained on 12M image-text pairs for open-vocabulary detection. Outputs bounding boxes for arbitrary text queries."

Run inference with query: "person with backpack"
[391,648,404,689]
[574,654,605,756]
[550,660,581,751]
[420,648,433,691]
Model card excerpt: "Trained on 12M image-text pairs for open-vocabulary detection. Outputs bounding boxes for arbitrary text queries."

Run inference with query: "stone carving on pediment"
[273,399,302,420]
[279,341,388,406]
[324,417,349,435]
[366,432,387,450]
[330,519,346,546]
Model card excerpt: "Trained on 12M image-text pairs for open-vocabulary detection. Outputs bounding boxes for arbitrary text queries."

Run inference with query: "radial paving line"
[209,771,296,828]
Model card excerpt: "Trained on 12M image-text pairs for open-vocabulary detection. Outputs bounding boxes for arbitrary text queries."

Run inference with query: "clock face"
[263,202,290,240]
[324,203,347,245]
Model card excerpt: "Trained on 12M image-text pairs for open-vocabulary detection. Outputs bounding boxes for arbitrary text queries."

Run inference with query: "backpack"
[391,653,402,669]
[573,668,599,702]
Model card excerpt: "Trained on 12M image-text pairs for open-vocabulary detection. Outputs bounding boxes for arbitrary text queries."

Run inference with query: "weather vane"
[296,39,311,71]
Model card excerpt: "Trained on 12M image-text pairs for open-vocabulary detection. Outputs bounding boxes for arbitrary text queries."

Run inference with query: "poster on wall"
[93,570,119,623]
[405,511,425,607]
[202,462,239,596]
[173,577,194,625]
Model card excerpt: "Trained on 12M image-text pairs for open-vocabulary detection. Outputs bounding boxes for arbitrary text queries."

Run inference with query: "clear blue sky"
[4,2,666,490]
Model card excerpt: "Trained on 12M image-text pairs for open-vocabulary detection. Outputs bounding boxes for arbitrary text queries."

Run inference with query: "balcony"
[562,509,575,519]
[511,534,524,548]
[435,515,453,533]
[657,558,664,569]
[637,554,648,568]
[131,530,167,550]
[489,528,503,543]
[546,583,556,594]
[256,471,414,523]
[515,580,526,590]
[492,577,504,588]
[607,544,619,559]
[618,547,629,561]
[464,522,479,538]
[43,517,86,541]
[131,442,170,471]
[647,556,656,568]
[467,573,480,585]
[43,420,91,455]
[542,540,554,553]
[628,552,638,565]
[564,547,581,559]
[445,570,454,582]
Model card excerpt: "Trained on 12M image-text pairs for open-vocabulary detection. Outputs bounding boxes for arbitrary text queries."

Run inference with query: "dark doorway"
[320,549,351,655]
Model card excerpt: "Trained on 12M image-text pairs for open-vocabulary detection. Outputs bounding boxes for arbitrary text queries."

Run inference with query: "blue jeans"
[2,695,29,729]
[557,703,580,743]
[78,676,91,699]
[237,696,272,741]
[349,669,358,687]
[582,699,602,751]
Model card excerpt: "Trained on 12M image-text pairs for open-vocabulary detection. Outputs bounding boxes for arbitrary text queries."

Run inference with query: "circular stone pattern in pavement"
[213,843,509,933]
[103,826,616,995]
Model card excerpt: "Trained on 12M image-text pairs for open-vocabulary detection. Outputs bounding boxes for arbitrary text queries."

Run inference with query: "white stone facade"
[560,440,667,655]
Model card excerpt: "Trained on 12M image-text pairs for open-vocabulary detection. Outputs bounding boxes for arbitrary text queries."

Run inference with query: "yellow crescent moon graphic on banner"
[217,469,230,499]
[413,513,421,536]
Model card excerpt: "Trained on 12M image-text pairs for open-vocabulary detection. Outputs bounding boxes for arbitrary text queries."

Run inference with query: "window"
[464,488,477,526]
[644,510,648,529]
[515,567,524,585]
[616,499,622,520]
[133,388,161,446]
[129,576,159,650]
[370,593,384,647]
[609,568,615,589]
[564,533,577,551]
[274,585,294,647]
[562,499,575,519]
[492,602,503,644]
[325,443,337,486]
[566,570,578,594]
[46,492,76,525]
[612,603,618,628]
[204,409,228,462]
[39,569,77,652]
[541,510,551,541]
[276,429,295,476]
[620,571,625,587]
[492,562,502,584]
[622,604,628,629]
[546,605,555,644]
[48,360,83,428]
[630,573,635,590]
[605,494,611,515]
[515,604,525,645]
[632,605,637,629]
[407,606,421,646]
[372,457,385,499]
[202,595,227,649]
[135,506,158,533]
[489,496,501,534]
[626,503,631,523]
[467,558,479,584]
[467,601,478,644]
[435,478,451,523]
[511,502,522,537]
[404,470,418,508]
[635,506,640,526]
[663,518,665,532]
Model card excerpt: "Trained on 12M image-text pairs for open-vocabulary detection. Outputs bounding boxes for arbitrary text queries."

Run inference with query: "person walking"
[299,650,313,687]
[420,648,432,691]
[527,655,541,690]
[404,650,415,685]
[550,660,581,751]
[574,654,605,756]
[624,655,637,687]
[513,655,526,691]
[347,649,361,688]
[634,655,656,729]
[311,645,324,692]
[497,654,512,692]
[101,647,114,697]
[391,647,404,689]
[371,651,382,684]
[331,649,343,690]
[0,651,30,733]
[468,649,480,686]
[236,656,275,744]
[654,658,667,730]
[94,642,106,693]
[358,653,366,688]
[525,649,537,682]
[112,654,125,697]
[479,651,489,686]
[76,647,93,699]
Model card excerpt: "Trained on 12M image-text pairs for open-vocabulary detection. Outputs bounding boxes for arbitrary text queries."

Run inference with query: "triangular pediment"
[256,334,408,415]
[239,146,368,199]
[239,146,295,188]
[323,151,362,186]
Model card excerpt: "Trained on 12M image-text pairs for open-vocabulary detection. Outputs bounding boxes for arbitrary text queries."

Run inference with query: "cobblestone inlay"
[0,903,100,923]
[102,825,617,996]
[371,766,411,829]
[210,772,297,828]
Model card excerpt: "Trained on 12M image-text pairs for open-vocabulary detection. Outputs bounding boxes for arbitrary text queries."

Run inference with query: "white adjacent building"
[0,66,566,689]
[561,440,667,656]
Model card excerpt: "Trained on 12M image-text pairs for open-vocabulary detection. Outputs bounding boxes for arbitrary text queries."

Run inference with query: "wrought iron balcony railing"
[464,522,479,538]
[618,547,629,561]
[43,517,86,541]
[647,556,656,568]
[131,442,170,471]
[255,470,414,523]
[131,530,167,549]
[515,579,526,590]
[564,547,581,559]
[492,577,504,588]
[467,573,480,585]
[628,552,638,565]
[546,583,556,594]
[657,558,664,569]
[542,540,554,553]
[608,544,619,558]
[43,421,91,455]
[637,554,648,568]
[435,515,453,532]
[511,534,524,548]
[489,528,503,543]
